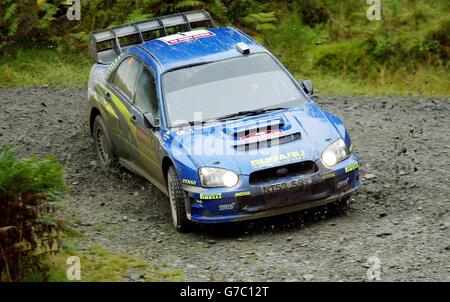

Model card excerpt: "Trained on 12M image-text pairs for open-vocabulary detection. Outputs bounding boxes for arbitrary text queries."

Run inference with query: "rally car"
[86,10,360,231]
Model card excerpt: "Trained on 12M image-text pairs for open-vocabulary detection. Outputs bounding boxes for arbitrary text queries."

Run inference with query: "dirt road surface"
[1,88,449,281]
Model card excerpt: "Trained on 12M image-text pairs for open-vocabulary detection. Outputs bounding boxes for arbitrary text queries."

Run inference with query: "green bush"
[0,0,276,53]
[311,38,378,76]
[0,0,448,94]
[424,16,450,60]
[0,146,66,282]
[266,0,448,78]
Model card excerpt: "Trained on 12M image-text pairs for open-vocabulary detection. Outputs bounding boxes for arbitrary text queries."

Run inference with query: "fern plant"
[0,0,278,52]
[244,11,277,31]
[175,0,205,10]
[0,146,67,282]
[1,2,18,37]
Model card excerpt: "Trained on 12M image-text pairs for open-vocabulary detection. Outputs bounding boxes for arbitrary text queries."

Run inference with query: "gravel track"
[0,88,449,281]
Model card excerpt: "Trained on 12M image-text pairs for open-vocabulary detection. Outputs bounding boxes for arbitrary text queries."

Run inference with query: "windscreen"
[162,53,306,126]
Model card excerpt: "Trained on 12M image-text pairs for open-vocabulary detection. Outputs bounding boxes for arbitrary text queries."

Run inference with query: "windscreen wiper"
[216,107,289,121]
[171,107,289,128]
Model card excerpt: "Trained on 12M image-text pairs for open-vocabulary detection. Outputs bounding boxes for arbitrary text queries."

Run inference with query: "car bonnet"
[167,101,342,175]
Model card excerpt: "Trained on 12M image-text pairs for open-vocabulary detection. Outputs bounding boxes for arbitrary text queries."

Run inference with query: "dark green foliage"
[266,0,449,79]
[0,0,276,53]
[0,1,448,93]
[0,146,66,281]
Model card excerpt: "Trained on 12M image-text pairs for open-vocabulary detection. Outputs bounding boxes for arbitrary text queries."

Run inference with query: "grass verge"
[45,235,184,282]
[303,67,450,96]
[0,49,91,88]
[0,49,448,96]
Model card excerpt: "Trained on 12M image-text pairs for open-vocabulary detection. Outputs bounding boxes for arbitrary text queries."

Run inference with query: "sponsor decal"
[240,130,285,143]
[102,96,118,119]
[336,178,349,189]
[106,54,124,75]
[322,172,336,180]
[99,84,134,131]
[182,179,197,186]
[137,127,151,144]
[163,130,170,141]
[262,177,312,194]
[200,193,222,200]
[159,30,215,45]
[219,203,236,211]
[234,191,252,198]
[251,151,307,169]
[345,162,359,173]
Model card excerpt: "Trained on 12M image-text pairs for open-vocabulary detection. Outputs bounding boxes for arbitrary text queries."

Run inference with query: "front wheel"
[167,166,191,232]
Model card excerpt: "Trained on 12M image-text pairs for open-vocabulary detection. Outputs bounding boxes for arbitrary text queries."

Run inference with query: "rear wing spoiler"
[89,10,214,64]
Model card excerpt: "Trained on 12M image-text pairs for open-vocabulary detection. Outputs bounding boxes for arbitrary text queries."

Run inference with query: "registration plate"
[262,177,313,194]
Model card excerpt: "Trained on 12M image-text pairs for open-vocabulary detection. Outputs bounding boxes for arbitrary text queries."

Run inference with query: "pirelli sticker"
[345,162,359,173]
[200,193,222,200]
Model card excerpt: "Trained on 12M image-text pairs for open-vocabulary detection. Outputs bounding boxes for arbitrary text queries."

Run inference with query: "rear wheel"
[93,115,116,170]
[167,166,191,232]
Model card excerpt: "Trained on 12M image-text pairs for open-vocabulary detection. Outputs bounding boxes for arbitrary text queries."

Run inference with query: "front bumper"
[183,156,360,224]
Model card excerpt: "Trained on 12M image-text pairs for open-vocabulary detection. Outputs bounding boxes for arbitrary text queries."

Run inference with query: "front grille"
[237,179,333,213]
[249,161,319,185]
[233,133,301,152]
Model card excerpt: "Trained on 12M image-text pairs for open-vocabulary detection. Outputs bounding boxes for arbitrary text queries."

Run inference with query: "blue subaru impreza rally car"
[86,11,360,231]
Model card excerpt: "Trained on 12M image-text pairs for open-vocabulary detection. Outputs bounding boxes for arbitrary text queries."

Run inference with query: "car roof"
[138,27,267,72]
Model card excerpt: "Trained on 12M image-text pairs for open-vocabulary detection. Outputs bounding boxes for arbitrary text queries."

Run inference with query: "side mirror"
[299,79,314,96]
[143,112,160,129]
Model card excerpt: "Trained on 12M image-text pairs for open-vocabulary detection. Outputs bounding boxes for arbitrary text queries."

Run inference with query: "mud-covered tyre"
[93,115,116,170]
[167,166,191,232]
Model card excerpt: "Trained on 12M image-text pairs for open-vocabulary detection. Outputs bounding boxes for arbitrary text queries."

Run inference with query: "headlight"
[321,139,349,167]
[199,167,239,188]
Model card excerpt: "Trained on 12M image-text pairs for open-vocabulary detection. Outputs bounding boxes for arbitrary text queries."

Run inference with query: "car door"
[130,65,165,187]
[102,56,142,160]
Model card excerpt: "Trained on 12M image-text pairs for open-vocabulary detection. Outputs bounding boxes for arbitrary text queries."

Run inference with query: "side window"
[134,67,158,116]
[111,57,141,99]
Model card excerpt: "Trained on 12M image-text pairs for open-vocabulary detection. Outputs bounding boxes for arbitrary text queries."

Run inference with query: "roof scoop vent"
[236,42,250,55]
